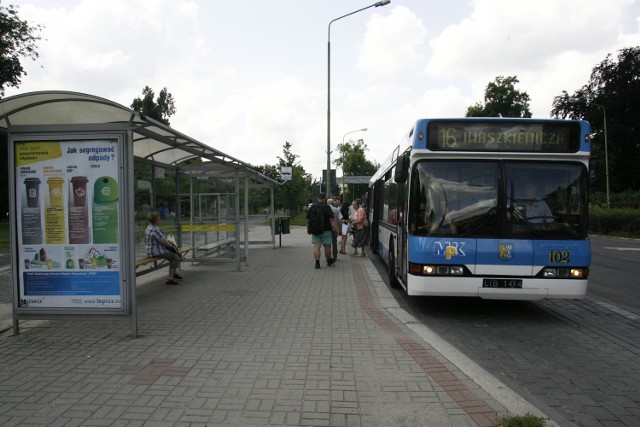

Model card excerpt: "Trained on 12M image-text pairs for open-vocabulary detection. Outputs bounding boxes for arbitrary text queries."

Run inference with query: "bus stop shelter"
[0,91,278,337]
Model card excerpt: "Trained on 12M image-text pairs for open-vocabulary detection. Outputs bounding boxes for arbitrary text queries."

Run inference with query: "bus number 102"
[548,250,570,263]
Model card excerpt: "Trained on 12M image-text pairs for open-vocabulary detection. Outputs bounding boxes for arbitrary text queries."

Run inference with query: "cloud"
[173,76,324,170]
[425,0,640,117]
[16,0,207,97]
[356,5,427,75]
[427,0,636,78]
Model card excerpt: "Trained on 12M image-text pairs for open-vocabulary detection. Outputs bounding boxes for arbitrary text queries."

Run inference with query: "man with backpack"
[307,193,339,269]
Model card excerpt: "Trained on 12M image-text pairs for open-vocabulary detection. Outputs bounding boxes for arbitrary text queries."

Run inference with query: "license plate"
[482,279,523,289]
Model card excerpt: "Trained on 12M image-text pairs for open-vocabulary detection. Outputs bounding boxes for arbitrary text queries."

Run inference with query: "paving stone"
[0,226,513,426]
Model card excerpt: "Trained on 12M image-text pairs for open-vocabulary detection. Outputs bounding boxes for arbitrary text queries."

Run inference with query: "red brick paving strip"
[116,358,189,385]
[351,262,500,427]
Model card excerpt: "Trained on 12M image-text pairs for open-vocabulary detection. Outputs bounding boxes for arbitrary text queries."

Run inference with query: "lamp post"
[593,103,610,208]
[326,1,390,196]
[338,128,367,194]
[342,128,368,146]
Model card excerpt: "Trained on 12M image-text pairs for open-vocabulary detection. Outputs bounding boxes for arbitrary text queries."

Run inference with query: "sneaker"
[349,252,359,256]
[173,273,184,280]
[359,252,367,257]
[315,261,320,269]
[327,258,335,266]
[166,278,180,285]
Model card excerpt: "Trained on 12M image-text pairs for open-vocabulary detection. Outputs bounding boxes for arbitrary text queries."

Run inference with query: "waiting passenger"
[145,211,183,285]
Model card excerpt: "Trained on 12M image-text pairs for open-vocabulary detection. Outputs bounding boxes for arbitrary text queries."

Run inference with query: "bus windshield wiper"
[509,203,544,239]
[462,206,497,237]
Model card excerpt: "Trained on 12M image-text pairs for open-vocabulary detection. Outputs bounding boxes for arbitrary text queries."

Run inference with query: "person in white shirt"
[523,182,553,223]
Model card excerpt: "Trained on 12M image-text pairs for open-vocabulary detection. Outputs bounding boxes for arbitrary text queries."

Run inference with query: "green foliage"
[334,138,378,201]
[466,76,532,118]
[496,413,547,427]
[551,47,640,193]
[590,190,640,209]
[589,205,640,237]
[131,86,176,125]
[256,142,312,217]
[0,3,42,97]
[290,211,308,226]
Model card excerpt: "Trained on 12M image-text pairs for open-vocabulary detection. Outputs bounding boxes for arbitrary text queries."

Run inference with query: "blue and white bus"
[368,118,591,299]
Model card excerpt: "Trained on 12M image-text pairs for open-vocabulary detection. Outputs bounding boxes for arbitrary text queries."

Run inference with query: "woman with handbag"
[350,199,369,257]
[145,211,183,285]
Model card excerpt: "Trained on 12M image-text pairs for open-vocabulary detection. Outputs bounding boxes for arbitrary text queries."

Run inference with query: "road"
[372,235,640,426]
[588,235,640,312]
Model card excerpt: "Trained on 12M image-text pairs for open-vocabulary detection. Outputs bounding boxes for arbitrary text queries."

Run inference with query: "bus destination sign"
[428,121,580,153]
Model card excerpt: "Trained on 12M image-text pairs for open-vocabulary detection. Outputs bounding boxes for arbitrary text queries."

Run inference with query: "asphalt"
[0,225,552,426]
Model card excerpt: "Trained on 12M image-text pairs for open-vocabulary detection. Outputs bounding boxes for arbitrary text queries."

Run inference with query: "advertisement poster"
[15,139,122,310]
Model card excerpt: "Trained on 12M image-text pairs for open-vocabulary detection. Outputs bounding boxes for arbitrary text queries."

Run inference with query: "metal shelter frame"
[0,91,278,337]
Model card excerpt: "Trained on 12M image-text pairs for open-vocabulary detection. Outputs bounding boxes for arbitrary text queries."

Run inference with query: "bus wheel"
[388,241,400,289]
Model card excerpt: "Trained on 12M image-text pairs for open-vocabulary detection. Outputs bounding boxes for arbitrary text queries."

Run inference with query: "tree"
[334,138,378,202]
[276,142,312,216]
[0,4,42,216]
[256,142,312,217]
[131,86,176,125]
[0,3,42,97]
[466,75,532,118]
[551,47,640,194]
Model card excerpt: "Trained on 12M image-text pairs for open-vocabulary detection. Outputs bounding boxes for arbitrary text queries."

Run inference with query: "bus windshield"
[409,160,587,240]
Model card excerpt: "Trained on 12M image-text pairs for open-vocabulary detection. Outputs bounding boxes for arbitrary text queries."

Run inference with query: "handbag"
[165,233,179,254]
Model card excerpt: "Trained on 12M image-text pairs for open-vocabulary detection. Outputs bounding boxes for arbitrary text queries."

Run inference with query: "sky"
[7,0,640,181]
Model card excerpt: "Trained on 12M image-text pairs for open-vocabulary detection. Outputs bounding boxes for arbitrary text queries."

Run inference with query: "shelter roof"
[0,91,276,185]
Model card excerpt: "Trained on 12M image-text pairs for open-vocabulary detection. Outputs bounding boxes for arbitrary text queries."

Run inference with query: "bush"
[589,206,640,237]
[591,190,640,209]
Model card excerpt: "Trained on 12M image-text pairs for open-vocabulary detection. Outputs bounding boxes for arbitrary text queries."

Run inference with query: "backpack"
[307,203,326,235]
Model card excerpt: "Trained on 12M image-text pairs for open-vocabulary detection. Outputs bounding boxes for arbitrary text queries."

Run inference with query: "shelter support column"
[244,176,250,265]
[270,185,276,248]
[234,171,241,271]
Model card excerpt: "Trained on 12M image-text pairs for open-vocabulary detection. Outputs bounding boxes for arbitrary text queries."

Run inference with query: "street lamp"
[326,1,390,196]
[342,128,368,145]
[338,128,367,194]
[592,103,610,208]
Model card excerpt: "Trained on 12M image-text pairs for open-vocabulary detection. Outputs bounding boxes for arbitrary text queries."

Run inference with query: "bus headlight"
[570,268,586,278]
[410,263,466,276]
[541,267,588,279]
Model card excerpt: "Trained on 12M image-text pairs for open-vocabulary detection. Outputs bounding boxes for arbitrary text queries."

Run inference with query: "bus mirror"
[394,154,410,183]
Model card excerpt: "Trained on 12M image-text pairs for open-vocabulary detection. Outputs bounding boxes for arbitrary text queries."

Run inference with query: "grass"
[290,212,308,226]
[496,413,547,427]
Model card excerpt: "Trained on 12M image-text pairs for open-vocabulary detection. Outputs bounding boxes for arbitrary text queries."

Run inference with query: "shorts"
[311,230,333,246]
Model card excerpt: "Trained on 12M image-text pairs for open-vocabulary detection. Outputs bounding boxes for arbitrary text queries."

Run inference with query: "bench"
[135,247,194,276]
[194,238,236,257]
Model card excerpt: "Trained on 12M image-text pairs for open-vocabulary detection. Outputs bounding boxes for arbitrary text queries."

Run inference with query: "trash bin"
[273,220,281,234]
[281,218,290,234]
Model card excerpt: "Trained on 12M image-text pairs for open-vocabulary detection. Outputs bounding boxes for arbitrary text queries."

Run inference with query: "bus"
[368,118,591,300]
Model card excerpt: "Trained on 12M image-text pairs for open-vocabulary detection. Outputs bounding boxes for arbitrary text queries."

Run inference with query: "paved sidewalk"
[0,225,546,426]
